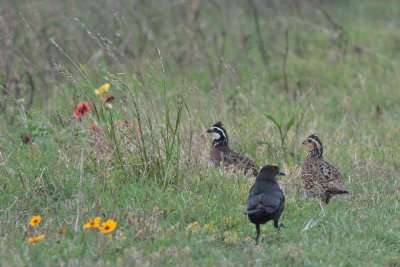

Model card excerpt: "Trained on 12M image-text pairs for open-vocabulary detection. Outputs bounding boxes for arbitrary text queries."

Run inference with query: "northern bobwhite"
[206,121,258,176]
[301,134,349,204]
[247,165,286,242]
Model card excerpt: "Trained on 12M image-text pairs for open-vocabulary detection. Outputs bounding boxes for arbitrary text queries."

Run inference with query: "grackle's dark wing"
[247,182,284,215]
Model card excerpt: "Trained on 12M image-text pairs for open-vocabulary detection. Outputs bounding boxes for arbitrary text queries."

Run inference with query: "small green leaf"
[263,113,281,129]
[286,116,295,132]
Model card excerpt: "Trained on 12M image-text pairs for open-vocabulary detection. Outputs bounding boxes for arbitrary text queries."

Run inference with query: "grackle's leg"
[274,218,286,231]
[255,224,260,244]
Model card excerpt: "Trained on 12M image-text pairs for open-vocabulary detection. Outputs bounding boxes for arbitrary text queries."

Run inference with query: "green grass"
[1,1,400,266]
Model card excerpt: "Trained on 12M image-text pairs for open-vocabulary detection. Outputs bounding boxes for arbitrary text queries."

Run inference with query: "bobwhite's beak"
[301,139,307,145]
[206,128,212,133]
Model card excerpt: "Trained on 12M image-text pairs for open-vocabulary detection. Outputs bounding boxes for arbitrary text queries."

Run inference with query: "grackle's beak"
[206,128,212,133]
[278,171,286,176]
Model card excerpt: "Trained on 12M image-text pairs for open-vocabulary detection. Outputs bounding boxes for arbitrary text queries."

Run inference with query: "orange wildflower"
[28,215,42,227]
[27,234,45,244]
[83,217,101,229]
[98,219,117,234]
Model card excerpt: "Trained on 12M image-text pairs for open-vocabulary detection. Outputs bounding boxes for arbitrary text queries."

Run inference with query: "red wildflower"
[101,95,115,103]
[101,95,114,111]
[21,134,32,144]
[58,227,67,235]
[73,101,90,119]
[89,124,102,132]
[124,120,134,127]
[136,126,143,136]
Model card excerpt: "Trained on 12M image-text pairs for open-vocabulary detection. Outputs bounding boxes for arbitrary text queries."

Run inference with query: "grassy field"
[1,1,400,266]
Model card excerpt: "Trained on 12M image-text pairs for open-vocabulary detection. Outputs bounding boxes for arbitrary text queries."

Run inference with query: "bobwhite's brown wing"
[302,159,348,195]
[221,149,258,176]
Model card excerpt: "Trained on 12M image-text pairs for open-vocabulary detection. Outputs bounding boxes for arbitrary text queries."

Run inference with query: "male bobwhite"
[247,165,286,243]
[301,134,349,204]
[206,121,258,176]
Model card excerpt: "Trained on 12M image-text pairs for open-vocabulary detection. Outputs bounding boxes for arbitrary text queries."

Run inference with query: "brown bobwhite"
[206,121,258,176]
[301,134,349,204]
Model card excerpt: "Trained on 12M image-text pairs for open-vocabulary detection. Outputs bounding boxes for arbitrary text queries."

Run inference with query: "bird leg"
[255,224,260,244]
[324,193,331,204]
[273,222,286,241]
[274,219,285,230]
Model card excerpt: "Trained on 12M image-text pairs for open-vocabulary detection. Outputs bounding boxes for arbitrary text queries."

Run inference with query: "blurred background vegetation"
[2,0,399,128]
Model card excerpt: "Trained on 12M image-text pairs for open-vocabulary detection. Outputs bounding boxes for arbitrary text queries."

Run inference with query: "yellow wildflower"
[223,230,239,245]
[221,216,238,229]
[186,221,200,234]
[98,219,117,234]
[27,234,45,244]
[28,215,42,227]
[95,83,110,95]
[335,130,344,138]
[83,217,102,229]
[203,222,214,233]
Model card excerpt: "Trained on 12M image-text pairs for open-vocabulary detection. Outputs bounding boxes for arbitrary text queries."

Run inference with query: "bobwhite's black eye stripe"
[211,127,227,141]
